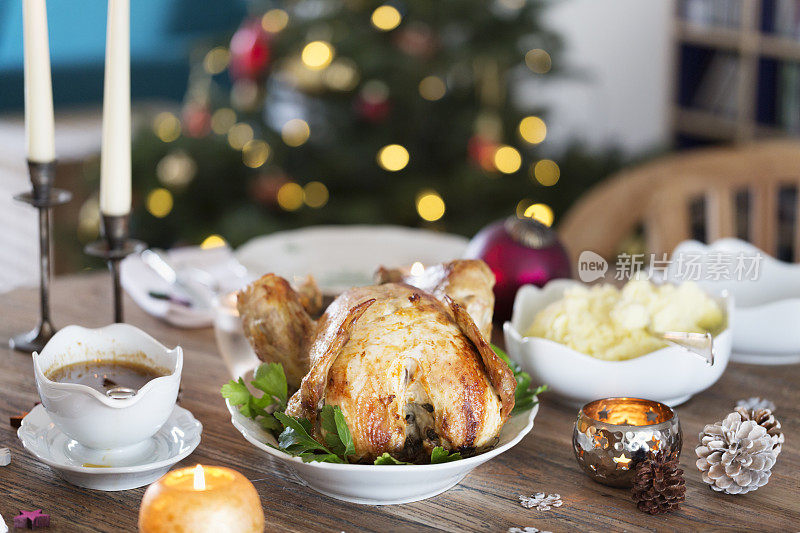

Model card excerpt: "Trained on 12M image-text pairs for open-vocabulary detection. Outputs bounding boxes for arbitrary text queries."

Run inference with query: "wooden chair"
[557,140,800,263]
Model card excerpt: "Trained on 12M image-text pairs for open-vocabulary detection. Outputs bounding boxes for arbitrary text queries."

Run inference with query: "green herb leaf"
[491,343,546,416]
[274,412,344,462]
[430,446,462,463]
[333,406,355,456]
[374,453,410,465]
[319,405,355,458]
[300,452,343,463]
[258,413,282,432]
[220,378,251,406]
[251,362,288,408]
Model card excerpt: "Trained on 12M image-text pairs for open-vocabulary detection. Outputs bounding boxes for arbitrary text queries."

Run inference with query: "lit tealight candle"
[138,465,264,533]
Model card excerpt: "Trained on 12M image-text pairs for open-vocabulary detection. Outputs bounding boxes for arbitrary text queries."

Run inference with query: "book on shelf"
[779,62,800,132]
[773,0,800,41]
[681,0,741,29]
[691,53,740,119]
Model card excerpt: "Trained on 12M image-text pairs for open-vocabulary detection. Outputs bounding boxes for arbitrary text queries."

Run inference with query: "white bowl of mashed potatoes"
[503,279,733,407]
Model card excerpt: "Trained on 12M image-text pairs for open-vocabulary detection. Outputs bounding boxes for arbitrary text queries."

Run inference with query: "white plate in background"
[235,225,469,295]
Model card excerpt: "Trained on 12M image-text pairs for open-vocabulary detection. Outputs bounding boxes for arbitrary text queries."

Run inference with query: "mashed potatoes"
[525,280,724,361]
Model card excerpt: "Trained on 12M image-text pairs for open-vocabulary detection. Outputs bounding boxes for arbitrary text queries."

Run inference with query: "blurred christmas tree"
[118,0,605,250]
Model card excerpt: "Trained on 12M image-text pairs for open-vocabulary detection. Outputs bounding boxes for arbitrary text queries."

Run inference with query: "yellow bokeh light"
[277,182,304,211]
[323,58,360,91]
[416,191,445,222]
[301,41,334,70]
[231,80,260,111]
[377,144,409,171]
[281,119,311,147]
[418,76,446,101]
[525,49,552,74]
[371,5,402,31]
[242,140,270,168]
[227,123,254,150]
[261,9,289,33]
[303,181,329,208]
[77,196,100,243]
[211,108,236,135]
[156,150,196,189]
[493,146,522,174]
[146,188,174,218]
[201,234,227,249]
[533,159,560,186]
[153,112,181,143]
[203,47,230,75]
[516,198,533,218]
[524,203,554,227]
[519,116,547,144]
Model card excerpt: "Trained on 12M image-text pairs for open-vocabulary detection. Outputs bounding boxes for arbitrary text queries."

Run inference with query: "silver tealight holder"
[573,397,682,487]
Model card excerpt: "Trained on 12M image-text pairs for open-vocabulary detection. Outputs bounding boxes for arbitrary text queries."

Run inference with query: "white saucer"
[732,351,800,365]
[18,404,202,491]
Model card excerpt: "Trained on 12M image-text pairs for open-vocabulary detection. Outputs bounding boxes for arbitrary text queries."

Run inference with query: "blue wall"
[0,0,246,109]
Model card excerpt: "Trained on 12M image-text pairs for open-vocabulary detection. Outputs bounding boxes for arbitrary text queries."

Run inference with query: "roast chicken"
[237,259,516,463]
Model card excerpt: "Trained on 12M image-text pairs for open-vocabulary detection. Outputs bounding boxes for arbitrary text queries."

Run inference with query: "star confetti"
[519,493,563,511]
[14,510,49,529]
[508,528,552,533]
[0,448,9,466]
[736,397,775,412]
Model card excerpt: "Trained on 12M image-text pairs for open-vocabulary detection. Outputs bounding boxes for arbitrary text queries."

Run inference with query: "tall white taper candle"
[23,0,56,163]
[99,0,131,216]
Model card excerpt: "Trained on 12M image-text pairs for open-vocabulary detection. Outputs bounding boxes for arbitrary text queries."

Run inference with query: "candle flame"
[193,464,206,490]
[410,262,425,276]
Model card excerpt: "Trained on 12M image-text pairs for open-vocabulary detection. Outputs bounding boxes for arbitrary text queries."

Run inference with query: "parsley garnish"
[222,347,544,465]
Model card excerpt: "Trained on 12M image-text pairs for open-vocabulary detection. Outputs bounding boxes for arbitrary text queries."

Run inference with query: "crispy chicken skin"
[237,274,316,390]
[238,260,514,462]
[375,259,495,340]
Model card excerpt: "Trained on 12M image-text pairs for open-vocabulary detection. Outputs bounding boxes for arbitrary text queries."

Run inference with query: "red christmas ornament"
[229,20,272,80]
[249,172,289,205]
[465,217,572,322]
[181,102,211,138]
[467,135,499,171]
[394,22,438,58]
[354,96,391,123]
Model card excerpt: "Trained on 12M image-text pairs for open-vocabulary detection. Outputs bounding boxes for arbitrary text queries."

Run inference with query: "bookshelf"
[672,0,800,146]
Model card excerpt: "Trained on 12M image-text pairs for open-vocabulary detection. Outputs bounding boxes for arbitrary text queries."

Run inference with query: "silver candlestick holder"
[85,214,146,323]
[10,160,72,353]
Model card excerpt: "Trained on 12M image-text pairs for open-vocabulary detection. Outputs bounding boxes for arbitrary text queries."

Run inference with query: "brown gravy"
[46,359,168,392]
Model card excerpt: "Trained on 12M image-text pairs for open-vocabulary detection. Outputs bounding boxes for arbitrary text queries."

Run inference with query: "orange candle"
[138,465,264,533]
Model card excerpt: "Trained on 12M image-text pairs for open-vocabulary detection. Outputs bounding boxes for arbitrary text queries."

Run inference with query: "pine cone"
[736,397,775,412]
[631,451,685,515]
[734,406,784,454]
[696,411,778,494]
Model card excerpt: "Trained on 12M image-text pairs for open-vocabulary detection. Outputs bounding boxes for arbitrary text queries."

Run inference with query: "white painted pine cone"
[695,412,778,495]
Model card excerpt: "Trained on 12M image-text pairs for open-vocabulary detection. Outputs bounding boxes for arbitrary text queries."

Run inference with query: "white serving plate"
[667,238,800,362]
[226,399,538,505]
[18,405,202,491]
[235,225,468,295]
[503,279,733,407]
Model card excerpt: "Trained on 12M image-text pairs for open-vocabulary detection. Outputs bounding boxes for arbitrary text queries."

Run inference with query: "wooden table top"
[1,273,798,532]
